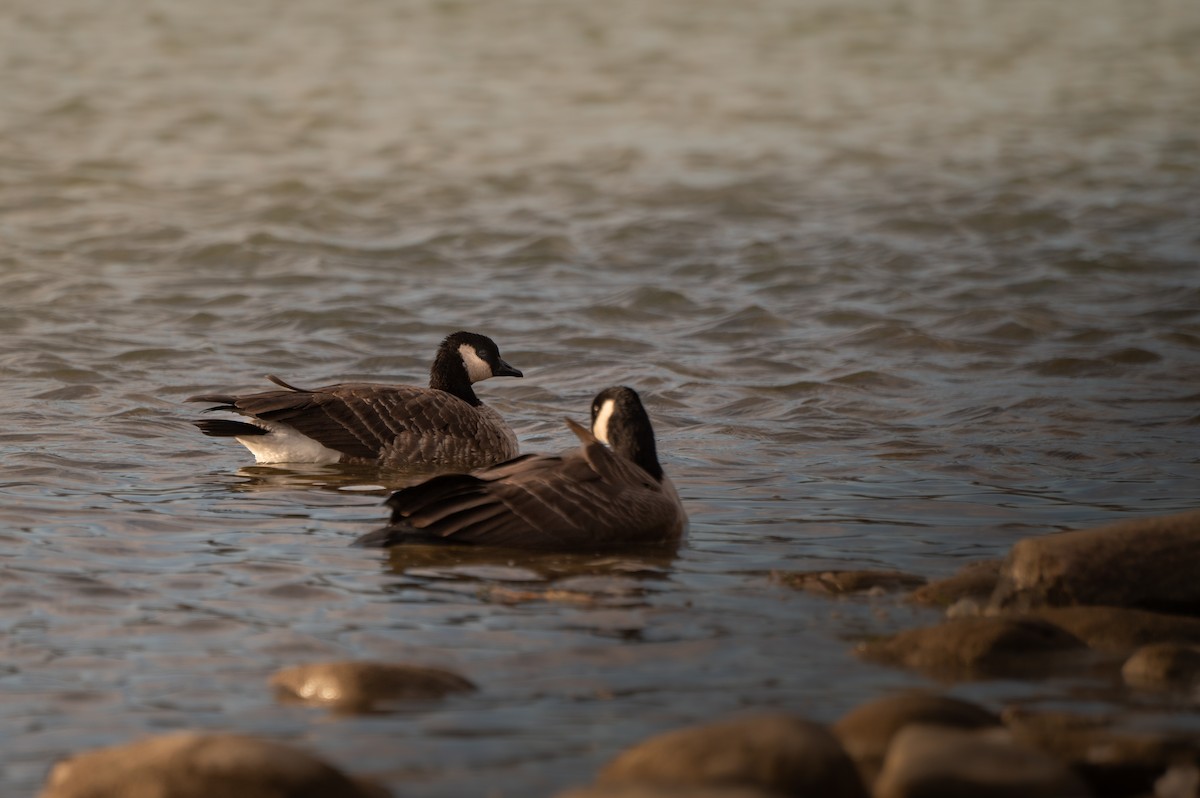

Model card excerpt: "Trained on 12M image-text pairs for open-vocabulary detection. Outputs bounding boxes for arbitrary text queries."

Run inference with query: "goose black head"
[430,331,522,404]
[590,386,663,481]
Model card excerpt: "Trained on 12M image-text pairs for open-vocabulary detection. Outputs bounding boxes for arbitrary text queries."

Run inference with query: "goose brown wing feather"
[386,472,492,518]
[186,393,239,406]
[373,452,593,546]
[578,435,659,491]
[233,384,432,460]
[461,452,555,481]
[560,414,659,489]
[369,443,682,548]
[194,383,513,463]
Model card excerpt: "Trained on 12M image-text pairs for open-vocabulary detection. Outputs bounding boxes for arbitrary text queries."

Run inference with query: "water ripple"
[1,0,1199,795]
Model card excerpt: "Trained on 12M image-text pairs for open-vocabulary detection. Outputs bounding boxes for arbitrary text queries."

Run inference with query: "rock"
[991,509,1200,613]
[39,731,389,798]
[944,599,986,619]
[907,560,1002,608]
[1024,606,1200,653]
[1122,643,1200,688]
[832,692,1000,786]
[271,660,475,713]
[773,569,926,596]
[597,713,868,798]
[1157,764,1200,798]
[555,786,781,798]
[856,616,1087,679]
[873,724,1091,798]
[1003,707,1200,798]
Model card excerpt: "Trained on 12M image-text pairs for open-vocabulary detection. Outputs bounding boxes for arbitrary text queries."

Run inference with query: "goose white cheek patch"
[460,344,494,383]
[592,398,616,444]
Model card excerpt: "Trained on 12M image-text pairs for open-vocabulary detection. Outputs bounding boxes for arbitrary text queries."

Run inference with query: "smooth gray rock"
[39,731,389,798]
[597,713,868,798]
[991,509,1200,613]
[874,724,1091,798]
[1122,643,1200,689]
[832,692,1000,786]
[271,660,475,713]
[856,616,1087,679]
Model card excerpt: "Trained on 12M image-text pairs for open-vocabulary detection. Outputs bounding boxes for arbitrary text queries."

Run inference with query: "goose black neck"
[611,414,663,481]
[429,348,480,406]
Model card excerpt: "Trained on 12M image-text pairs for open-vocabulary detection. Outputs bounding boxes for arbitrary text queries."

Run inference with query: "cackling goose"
[188,331,522,469]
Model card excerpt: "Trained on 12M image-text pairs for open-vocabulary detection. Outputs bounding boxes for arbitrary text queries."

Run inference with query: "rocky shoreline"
[38,510,1200,797]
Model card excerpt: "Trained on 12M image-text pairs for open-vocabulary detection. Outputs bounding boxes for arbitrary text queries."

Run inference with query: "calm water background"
[2,0,1199,794]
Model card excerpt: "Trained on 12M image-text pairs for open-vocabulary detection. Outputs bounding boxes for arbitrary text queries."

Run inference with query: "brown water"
[2,0,1200,794]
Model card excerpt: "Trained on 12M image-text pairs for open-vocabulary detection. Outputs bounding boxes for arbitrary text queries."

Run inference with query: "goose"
[188,331,523,469]
[353,386,686,549]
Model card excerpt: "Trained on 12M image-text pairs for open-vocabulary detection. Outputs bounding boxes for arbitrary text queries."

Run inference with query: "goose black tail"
[193,419,269,438]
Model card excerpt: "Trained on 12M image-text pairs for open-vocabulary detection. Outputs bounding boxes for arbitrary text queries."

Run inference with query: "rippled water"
[3,0,1200,794]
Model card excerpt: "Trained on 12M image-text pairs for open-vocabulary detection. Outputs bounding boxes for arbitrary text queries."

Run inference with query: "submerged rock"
[1122,643,1200,689]
[773,569,926,596]
[271,661,475,713]
[1003,707,1200,798]
[874,725,1091,798]
[597,713,868,798]
[1157,764,1200,798]
[854,614,1089,676]
[832,692,1000,786]
[39,731,388,798]
[991,509,1200,613]
[856,616,1087,679]
[907,560,1002,608]
[556,786,781,798]
[1025,606,1200,653]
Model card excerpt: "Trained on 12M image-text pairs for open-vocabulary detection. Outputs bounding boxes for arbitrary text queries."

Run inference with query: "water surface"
[2,0,1199,794]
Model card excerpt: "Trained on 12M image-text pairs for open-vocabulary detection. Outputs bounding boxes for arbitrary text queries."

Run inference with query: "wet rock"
[1025,606,1200,653]
[39,731,388,798]
[271,660,475,713]
[1003,707,1200,798]
[991,509,1200,613]
[907,560,1002,608]
[944,599,986,619]
[1158,764,1200,798]
[873,724,1091,798]
[1122,643,1200,689]
[773,569,926,596]
[856,616,1087,679]
[832,692,1000,786]
[597,713,868,798]
[556,786,781,798]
